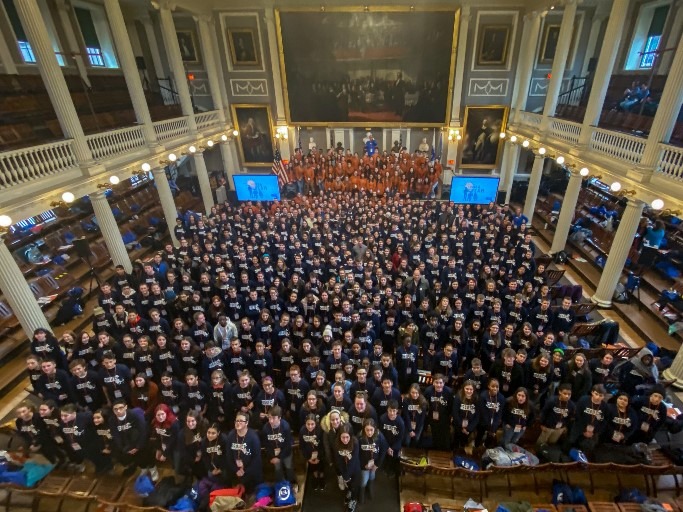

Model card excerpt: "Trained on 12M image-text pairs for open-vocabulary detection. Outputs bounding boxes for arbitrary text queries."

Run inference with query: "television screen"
[449,176,500,205]
[232,174,281,202]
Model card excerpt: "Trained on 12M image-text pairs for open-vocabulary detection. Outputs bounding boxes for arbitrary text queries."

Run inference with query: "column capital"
[194,14,213,25]
[54,0,70,12]
[459,3,471,18]
[152,0,176,11]
[523,10,542,22]
[90,189,109,201]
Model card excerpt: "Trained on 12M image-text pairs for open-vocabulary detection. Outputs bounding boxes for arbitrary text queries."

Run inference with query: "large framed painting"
[231,104,275,167]
[460,106,509,169]
[538,24,560,65]
[228,28,261,68]
[276,7,458,126]
[176,30,200,64]
[476,25,511,66]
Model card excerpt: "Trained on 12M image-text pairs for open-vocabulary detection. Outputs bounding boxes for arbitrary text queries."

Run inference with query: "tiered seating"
[0,73,182,150]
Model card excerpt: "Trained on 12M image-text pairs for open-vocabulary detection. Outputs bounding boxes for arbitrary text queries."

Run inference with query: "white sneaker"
[149,466,159,482]
[337,475,344,490]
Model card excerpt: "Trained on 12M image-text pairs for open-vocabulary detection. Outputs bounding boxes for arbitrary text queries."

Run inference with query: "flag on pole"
[273,148,290,185]
[297,127,303,154]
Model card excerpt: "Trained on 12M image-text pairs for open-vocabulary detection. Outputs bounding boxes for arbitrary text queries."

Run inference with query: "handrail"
[153,116,190,142]
[558,75,588,107]
[85,125,146,160]
[657,143,683,181]
[589,127,645,166]
[0,139,79,189]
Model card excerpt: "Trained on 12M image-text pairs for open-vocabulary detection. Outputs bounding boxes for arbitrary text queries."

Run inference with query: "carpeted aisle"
[301,468,399,512]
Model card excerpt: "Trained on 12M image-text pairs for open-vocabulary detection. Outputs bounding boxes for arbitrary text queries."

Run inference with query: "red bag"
[404,504,425,512]
[208,485,245,506]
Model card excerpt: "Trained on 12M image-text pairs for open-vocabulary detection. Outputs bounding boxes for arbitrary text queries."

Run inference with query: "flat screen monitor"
[232,174,281,202]
[449,176,500,205]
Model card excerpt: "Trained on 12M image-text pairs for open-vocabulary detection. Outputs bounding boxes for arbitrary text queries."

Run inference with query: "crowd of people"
[282,145,442,198]
[16,192,678,512]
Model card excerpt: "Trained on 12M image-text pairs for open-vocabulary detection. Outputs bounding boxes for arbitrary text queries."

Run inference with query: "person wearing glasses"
[226,411,262,493]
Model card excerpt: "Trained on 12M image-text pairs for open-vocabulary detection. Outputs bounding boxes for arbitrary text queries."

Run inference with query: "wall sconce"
[447,129,460,142]
[132,163,152,178]
[221,134,228,142]
[556,156,565,165]
[522,140,530,148]
[538,147,546,155]
[499,132,506,139]
[579,167,590,177]
[183,145,198,155]
[50,191,75,208]
[97,175,120,189]
[232,129,239,137]
[160,153,177,165]
[509,135,517,143]
[0,214,12,234]
[651,199,665,210]
[619,189,637,197]
[658,208,682,217]
[275,126,289,140]
[206,140,214,148]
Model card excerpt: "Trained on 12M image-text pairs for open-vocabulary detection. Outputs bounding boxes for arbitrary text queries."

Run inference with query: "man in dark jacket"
[109,400,154,478]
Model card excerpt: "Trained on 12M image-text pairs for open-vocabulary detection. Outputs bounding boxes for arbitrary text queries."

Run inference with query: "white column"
[523,153,545,221]
[90,191,133,273]
[500,141,520,202]
[578,0,629,146]
[264,9,286,123]
[0,238,52,335]
[540,0,578,131]
[152,167,180,246]
[14,0,95,164]
[104,0,158,147]
[220,141,237,190]
[591,199,645,307]
[638,35,683,169]
[511,11,542,122]
[662,344,683,389]
[197,15,226,124]
[450,4,470,125]
[142,16,165,80]
[550,168,582,254]
[0,22,17,74]
[192,152,214,215]
[55,0,90,87]
[156,0,197,133]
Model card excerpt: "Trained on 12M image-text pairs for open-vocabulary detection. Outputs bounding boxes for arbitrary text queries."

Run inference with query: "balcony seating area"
[553,74,683,146]
[0,74,182,151]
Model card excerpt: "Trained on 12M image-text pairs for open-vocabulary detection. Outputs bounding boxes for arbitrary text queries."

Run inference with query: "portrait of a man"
[461,106,508,169]
[228,28,261,67]
[232,105,275,166]
[477,25,511,66]
[176,30,199,64]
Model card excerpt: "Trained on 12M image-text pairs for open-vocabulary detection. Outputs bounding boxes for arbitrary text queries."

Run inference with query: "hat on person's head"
[93,307,105,316]
[651,385,666,398]
[323,325,333,338]
[553,348,565,356]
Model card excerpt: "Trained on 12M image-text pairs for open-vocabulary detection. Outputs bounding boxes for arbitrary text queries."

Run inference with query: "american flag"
[272,148,290,185]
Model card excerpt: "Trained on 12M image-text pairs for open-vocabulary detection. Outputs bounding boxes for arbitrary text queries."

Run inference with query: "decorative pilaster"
[220,141,238,190]
[540,0,578,131]
[152,167,180,246]
[14,0,95,164]
[523,153,545,221]
[104,0,158,147]
[142,16,166,80]
[450,4,470,125]
[264,9,287,124]
[591,199,645,307]
[55,0,90,87]
[90,191,133,273]
[196,15,226,124]
[511,11,542,122]
[0,238,52,336]
[578,0,629,146]
[550,168,582,254]
[156,0,198,133]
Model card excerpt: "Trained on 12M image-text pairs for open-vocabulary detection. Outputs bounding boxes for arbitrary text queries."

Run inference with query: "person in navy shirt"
[226,411,262,492]
[261,406,296,487]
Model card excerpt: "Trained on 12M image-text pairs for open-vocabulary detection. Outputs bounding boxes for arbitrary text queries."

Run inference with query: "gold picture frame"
[227,28,261,67]
[176,30,200,64]
[275,6,460,127]
[460,105,509,169]
[539,24,560,65]
[477,25,511,66]
[231,104,275,167]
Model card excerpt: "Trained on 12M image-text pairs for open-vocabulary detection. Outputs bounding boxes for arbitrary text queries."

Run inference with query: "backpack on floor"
[274,480,296,506]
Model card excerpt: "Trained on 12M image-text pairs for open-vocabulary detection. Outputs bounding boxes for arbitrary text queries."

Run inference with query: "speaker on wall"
[73,237,91,259]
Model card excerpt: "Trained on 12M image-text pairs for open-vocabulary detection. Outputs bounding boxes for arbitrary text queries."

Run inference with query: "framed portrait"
[231,104,275,167]
[460,106,509,169]
[539,24,560,65]
[276,8,457,125]
[176,30,200,64]
[477,25,511,66]
[227,28,261,67]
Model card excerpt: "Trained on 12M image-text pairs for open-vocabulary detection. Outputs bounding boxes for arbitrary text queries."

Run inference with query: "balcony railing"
[86,125,146,160]
[0,140,79,188]
[658,144,683,181]
[589,127,645,166]
[196,110,221,132]
[517,111,543,129]
[153,116,190,142]
[549,118,582,145]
